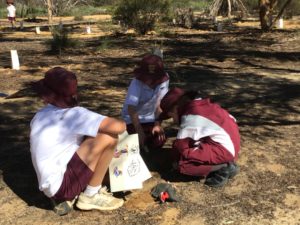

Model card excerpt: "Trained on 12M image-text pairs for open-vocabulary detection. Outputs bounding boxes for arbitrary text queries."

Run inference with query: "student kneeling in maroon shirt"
[159,88,240,187]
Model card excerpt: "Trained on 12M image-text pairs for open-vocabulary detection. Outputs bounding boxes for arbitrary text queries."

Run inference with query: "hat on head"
[32,67,78,108]
[159,87,185,120]
[134,54,168,87]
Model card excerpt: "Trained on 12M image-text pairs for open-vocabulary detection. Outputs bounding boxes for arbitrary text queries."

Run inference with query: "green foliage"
[97,20,119,33]
[280,0,300,17]
[114,0,171,35]
[0,8,6,18]
[243,0,300,16]
[189,0,213,11]
[0,2,46,19]
[62,5,108,17]
[47,26,78,55]
[22,5,46,19]
[243,0,259,10]
[96,37,113,52]
[170,0,191,8]
[74,15,84,21]
[166,0,213,12]
[93,0,119,6]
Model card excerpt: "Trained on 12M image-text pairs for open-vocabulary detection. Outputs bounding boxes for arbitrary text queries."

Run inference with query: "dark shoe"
[226,162,240,179]
[204,163,239,188]
[204,171,228,187]
[51,198,77,216]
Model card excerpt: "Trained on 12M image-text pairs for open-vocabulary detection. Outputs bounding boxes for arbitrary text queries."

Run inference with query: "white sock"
[83,184,102,197]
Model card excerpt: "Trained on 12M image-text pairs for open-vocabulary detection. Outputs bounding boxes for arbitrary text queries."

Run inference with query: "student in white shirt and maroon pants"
[159,87,240,187]
[7,1,16,28]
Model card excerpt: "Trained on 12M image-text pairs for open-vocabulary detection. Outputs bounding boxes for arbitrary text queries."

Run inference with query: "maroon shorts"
[8,17,15,22]
[52,153,93,201]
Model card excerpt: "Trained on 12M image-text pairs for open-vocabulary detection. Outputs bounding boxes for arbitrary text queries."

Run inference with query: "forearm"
[128,105,143,133]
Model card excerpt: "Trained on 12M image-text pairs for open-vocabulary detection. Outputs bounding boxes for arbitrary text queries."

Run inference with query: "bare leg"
[76,132,118,187]
[75,132,125,211]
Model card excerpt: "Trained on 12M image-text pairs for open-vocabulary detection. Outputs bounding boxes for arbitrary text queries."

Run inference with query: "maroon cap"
[32,67,78,108]
[134,54,168,87]
[159,87,185,120]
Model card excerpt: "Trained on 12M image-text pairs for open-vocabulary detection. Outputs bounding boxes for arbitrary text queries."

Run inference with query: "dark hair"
[182,90,206,100]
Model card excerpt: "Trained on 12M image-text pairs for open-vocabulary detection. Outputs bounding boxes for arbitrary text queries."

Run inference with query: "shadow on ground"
[0,23,299,224]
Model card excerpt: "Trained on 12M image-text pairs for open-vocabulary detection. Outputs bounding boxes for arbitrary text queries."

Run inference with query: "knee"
[108,135,118,149]
[90,133,118,154]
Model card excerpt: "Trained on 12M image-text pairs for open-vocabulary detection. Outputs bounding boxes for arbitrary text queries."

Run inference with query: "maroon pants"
[173,137,236,177]
[126,122,166,149]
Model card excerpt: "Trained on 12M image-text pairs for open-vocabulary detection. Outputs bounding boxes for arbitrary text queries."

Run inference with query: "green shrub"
[47,26,78,55]
[20,5,46,19]
[0,3,46,19]
[0,8,6,19]
[114,0,171,35]
[170,0,193,9]
[93,0,119,6]
[63,5,108,17]
[96,37,113,52]
[243,0,300,16]
[280,0,300,17]
[74,15,83,21]
[97,20,119,33]
[189,0,213,11]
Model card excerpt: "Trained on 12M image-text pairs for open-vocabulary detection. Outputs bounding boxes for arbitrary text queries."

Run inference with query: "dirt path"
[0,16,299,225]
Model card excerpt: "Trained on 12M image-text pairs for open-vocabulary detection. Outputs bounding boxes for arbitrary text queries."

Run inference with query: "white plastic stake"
[172,18,176,25]
[277,18,284,29]
[19,21,24,30]
[10,50,20,70]
[213,16,218,24]
[36,26,41,34]
[153,48,163,59]
[217,23,222,32]
[86,26,91,34]
[59,21,63,30]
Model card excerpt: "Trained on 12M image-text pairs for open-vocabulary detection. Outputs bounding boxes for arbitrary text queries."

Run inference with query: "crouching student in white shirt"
[30,67,126,215]
[159,88,240,188]
[121,54,169,153]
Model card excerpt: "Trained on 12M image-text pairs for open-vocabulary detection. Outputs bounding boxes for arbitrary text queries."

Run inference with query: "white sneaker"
[76,187,124,211]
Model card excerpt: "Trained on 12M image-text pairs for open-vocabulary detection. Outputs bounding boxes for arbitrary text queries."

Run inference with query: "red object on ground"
[160,192,170,203]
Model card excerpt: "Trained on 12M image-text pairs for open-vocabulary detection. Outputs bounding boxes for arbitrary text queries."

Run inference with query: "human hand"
[152,125,166,143]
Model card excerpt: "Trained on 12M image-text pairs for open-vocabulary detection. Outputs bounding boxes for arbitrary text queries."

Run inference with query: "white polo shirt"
[7,5,16,17]
[122,78,169,124]
[30,104,106,197]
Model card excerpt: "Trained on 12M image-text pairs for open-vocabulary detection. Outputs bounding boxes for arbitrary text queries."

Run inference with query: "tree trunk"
[227,0,232,17]
[259,0,270,31]
[47,0,53,24]
[259,0,291,31]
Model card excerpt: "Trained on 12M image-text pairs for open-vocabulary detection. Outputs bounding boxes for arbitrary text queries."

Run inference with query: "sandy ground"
[0,14,300,225]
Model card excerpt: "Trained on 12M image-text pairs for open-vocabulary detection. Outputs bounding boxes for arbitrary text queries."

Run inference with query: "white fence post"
[10,50,20,70]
